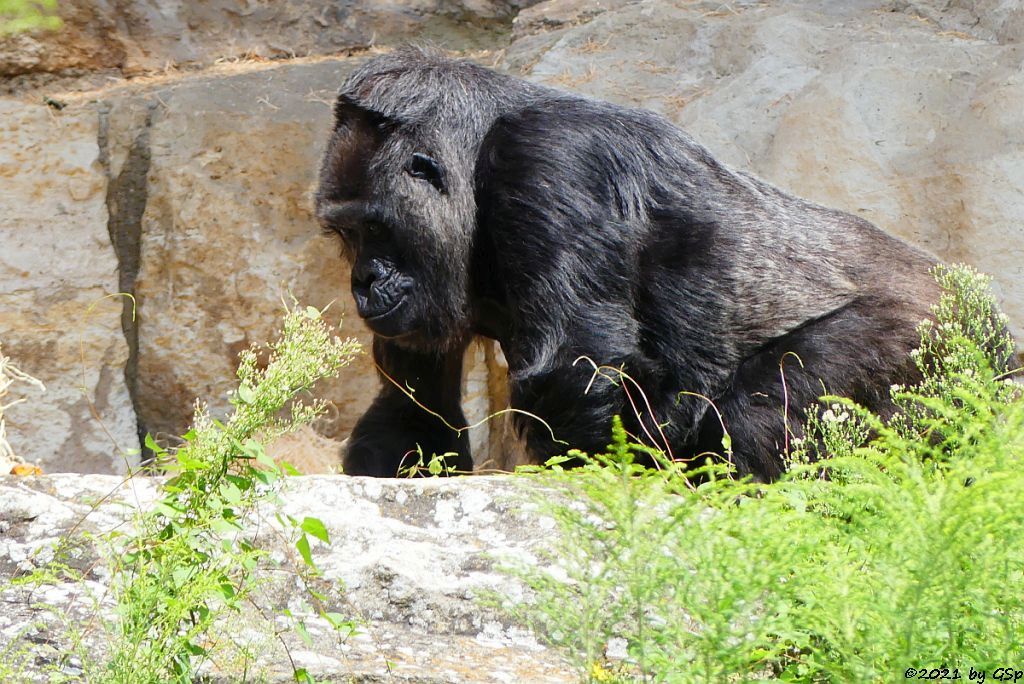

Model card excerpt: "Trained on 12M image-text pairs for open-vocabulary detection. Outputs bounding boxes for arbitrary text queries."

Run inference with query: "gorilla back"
[316,47,941,480]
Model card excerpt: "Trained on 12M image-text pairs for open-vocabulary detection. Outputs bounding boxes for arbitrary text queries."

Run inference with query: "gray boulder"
[0,474,571,682]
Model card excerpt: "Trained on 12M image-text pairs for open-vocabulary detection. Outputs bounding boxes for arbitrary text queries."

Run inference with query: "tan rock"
[0,0,537,79]
[0,100,140,473]
[0,2,126,77]
[899,0,1024,44]
[131,61,370,447]
[511,0,633,38]
[265,425,343,474]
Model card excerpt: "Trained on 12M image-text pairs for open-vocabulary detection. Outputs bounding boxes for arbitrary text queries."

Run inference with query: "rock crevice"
[98,100,156,455]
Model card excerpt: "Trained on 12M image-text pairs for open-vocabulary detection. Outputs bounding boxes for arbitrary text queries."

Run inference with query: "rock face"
[1,0,1022,475]
[124,59,504,467]
[127,60,364,447]
[0,474,571,683]
[0,0,537,79]
[900,0,1024,43]
[2,58,508,474]
[0,100,140,474]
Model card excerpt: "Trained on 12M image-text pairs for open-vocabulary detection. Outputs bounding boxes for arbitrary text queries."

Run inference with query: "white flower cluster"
[821,404,851,424]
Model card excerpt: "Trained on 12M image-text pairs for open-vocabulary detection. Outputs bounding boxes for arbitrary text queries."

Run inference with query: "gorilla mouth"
[364,297,405,321]
[361,296,412,337]
[353,283,405,321]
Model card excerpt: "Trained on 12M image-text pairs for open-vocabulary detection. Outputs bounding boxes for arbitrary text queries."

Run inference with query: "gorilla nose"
[352,259,388,290]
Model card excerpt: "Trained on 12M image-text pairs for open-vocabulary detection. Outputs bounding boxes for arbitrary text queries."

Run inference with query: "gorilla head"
[315,49,537,350]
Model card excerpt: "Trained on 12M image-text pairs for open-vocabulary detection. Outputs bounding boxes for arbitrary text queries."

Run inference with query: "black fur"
[316,47,941,480]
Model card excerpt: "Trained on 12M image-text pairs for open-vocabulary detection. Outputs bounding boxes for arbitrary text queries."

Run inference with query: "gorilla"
[315,46,941,480]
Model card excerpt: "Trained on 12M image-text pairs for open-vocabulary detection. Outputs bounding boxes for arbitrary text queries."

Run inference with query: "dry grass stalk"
[0,342,45,463]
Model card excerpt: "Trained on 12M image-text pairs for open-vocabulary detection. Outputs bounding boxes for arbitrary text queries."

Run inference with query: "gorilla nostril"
[353,269,375,290]
[353,259,384,290]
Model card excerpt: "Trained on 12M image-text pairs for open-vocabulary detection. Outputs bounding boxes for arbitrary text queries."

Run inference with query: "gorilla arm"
[344,337,473,476]
[474,104,723,463]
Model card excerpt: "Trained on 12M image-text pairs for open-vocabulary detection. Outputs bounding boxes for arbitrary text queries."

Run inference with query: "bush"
[0,0,60,34]
[512,265,1023,683]
[103,304,359,683]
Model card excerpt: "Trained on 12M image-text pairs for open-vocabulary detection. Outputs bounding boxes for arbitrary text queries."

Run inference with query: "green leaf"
[324,612,357,635]
[153,502,181,519]
[171,567,191,587]
[219,481,243,507]
[144,433,166,456]
[304,305,321,319]
[296,533,313,567]
[254,468,278,485]
[175,450,208,470]
[295,619,313,647]
[225,473,250,490]
[237,382,255,404]
[254,444,277,470]
[211,517,241,535]
[218,581,237,601]
[300,517,330,543]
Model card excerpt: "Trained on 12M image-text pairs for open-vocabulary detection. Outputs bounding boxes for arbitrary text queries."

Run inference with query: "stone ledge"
[0,474,572,683]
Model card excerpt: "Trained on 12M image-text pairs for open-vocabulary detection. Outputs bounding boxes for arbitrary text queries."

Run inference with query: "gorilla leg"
[506,340,710,466]
[694,300,925,480]
[344,337,473,477]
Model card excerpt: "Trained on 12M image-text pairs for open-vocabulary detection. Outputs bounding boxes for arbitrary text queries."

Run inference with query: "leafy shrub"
[0,0,60,34]
[513,265,1022,682]
[102,304,359,683]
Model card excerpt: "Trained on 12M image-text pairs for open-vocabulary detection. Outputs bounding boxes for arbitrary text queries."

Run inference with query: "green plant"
[511,264,1023,682]
[102,304,360,683]
[399,446,462,477]
[0,0,60,34]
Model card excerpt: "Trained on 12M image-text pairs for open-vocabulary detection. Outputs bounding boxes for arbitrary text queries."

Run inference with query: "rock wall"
[1,0,1021,474]
[507,0,1024,342]
[0,0,535,79]
[0,99,137,473]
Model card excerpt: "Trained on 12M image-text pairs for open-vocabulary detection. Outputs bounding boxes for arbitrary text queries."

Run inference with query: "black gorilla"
[315,46,940,480]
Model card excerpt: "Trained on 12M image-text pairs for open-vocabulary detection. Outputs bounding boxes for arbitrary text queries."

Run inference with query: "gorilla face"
[316,98,477,349]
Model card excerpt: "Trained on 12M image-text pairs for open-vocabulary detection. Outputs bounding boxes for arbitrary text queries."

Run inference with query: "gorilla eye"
[406,153,446,193]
